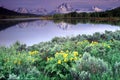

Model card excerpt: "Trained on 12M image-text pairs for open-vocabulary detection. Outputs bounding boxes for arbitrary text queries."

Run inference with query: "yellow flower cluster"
[73,51,78,56]
[77,40,89,45]
[58,60,61,64]
[91,41,98,45]
[29,50,39,55]
[47,50,81,64]
[92,41,98,44]
[102,43,111,48]
[27,56,36,63]
[47,57,53,61]
[14,60,21,65]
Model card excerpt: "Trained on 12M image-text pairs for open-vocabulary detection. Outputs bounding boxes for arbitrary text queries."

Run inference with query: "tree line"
[53,7,120,19]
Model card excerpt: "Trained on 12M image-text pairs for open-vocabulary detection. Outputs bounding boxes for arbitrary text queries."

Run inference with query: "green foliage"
[71,52,112,80]
[45,51,80,79]
[76,52,109,74]
[1,30,120,79]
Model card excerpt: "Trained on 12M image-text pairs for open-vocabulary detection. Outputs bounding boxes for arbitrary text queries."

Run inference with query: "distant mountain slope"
[0,7,39,19]
[14,7,48,15]
[14,7,29,14]
[0,7,21,15]
[96,6,120,17]
[106,6,120,16]
[28,8,48,15]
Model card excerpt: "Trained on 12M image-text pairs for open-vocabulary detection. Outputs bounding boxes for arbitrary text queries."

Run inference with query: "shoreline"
[0,17,41,21]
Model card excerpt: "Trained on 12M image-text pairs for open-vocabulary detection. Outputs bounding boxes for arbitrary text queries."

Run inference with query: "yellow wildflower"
[92,41,98,45]
[63,53,68,58]
[60,50,64,53]
[57,60,61,64]
[66,50,69,53]
[29,51,33,55]
[49,57,53,60]
[108,45,111,48]
[47,57,53,61]
[29,51,38,55]
[14,60,17,64]
[18,60,21,65]
[32,59,35,62]
[64,58,68,62]
[70,57,74,61]
[55,52,59,57]
[34,50,38,54]
[74,57,78,61]
[73,51,78,56]
[84,40,88,42]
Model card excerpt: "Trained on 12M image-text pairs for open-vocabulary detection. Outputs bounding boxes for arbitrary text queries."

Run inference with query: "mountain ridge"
[14,7,48,15]
[0,7,40,19]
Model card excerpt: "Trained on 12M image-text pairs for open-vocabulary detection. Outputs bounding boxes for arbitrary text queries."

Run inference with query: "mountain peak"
[29,8,47,15]
[14,7,48,15]
[14,7,29,13]
[92,6,103,12]
[54,3,74,14]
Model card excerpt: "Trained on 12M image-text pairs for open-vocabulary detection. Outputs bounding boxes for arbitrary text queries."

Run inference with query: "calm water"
[0,19,120,46]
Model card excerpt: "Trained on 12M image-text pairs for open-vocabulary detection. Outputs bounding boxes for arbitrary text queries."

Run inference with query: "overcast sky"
[0,0,120,12]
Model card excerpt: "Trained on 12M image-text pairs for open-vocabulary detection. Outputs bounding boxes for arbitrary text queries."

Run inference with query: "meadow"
[0,30,120,80]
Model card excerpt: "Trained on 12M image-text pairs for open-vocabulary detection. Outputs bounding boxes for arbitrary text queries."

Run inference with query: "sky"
[0,0,120,12]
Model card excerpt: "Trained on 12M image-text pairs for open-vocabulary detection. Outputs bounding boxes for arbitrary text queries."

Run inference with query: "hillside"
[0,7,39,19]
[106,7,120,17]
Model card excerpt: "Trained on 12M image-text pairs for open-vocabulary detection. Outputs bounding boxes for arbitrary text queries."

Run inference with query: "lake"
[0,19,120,46]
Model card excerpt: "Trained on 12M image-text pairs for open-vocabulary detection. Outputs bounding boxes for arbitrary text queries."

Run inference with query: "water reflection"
[16,20,48,28]
[57,21,72,30]
[0,19,38,31]
[0,20,120,46]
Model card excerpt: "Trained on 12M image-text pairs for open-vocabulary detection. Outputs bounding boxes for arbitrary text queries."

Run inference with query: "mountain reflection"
[57,21,72,30]
[17,22,29,28]
[16,20,48,28]
[0,19,38,31]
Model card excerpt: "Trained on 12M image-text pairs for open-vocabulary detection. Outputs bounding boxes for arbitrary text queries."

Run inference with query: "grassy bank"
[0,30,120,80]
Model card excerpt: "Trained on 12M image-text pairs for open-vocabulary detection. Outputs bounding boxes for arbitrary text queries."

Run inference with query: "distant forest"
[53,7,120,19]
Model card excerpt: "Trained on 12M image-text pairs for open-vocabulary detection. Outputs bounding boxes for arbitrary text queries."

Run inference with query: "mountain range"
[13,3,104,15]
[0,2,120,19]
[14,8,48,15]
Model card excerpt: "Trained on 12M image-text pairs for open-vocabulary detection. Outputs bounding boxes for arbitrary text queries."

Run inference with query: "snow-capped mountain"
[14,7,29,13]
[14,5,103,15]
[75,9,93,13]
[29,8,47,15]
[75,6,103,13]
[14,7,48,15]
[92,6,103,12]
[51,3,74,14]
